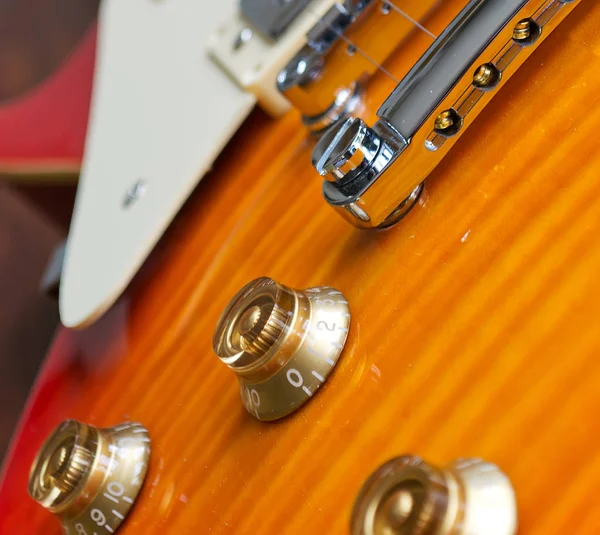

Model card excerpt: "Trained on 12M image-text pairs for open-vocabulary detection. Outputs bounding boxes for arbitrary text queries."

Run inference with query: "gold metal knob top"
[29,420,151,534]
[213,277,351,421]
[351,455,517,535]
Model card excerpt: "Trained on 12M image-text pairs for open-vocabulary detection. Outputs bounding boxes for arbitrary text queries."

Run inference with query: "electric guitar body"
[1,1,600,534]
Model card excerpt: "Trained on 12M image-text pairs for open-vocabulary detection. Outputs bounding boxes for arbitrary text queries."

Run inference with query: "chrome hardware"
[213,277,350,421]
[29,420,151,535]
[240,0,313,41]
[277,0,441,132]
[278,1,373,133]
[352,455,517,535]
[303,82,365,133]
[276,45,325,95]
[312,0,582,228]
[313,117,423,227]
[233,27,253,51]
[378,0,532,140]
[313,117,386,181]
[209,0,342,117]
[306,1,369,54]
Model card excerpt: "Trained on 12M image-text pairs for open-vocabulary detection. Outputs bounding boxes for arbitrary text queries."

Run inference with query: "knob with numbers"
[213,277,351,421]
[28,420,151,535]
[351,455,517,535]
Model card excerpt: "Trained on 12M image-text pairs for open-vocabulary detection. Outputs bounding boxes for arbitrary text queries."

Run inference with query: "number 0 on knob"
[213,277,351,421]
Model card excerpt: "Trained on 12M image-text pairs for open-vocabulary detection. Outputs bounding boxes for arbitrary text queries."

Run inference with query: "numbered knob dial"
[28,420,151,535]
[213,277,351,421]
[352,455,517,535]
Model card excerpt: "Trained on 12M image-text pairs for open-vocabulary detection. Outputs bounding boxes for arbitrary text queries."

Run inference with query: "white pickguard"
[60,0,340,328]
[60,0,255,328]
[209,0,338,116]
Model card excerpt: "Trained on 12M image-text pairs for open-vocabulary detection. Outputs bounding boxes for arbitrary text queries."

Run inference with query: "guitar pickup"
[277,0,440,134]
[312,0,583,228]
[241,0,315,42]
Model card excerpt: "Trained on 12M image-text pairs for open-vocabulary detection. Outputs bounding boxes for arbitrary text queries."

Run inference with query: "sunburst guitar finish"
[1,1,600,533]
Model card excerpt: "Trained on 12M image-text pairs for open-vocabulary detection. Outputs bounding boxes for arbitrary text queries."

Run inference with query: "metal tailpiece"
[312,0,582,228]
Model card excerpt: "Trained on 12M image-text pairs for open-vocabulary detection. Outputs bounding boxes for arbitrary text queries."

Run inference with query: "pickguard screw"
[122,179,146,208]
[233,27,253,51]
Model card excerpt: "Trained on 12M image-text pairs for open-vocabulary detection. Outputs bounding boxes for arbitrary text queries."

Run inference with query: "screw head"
[512,19,541,45]
[233,27,253,51]
[122,179,146,208]
[433,109,462,137]
[473,63,501,90]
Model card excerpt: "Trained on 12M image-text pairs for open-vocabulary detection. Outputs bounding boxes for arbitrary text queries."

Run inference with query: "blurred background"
[0,0,99,464]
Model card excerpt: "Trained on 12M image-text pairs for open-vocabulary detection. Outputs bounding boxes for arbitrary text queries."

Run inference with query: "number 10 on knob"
[213,278,351,421]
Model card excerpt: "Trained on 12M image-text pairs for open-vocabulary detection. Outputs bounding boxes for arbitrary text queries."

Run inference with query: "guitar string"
[303,1,438,85]
[336,32,401,83]
[382,0,438,40]
[304,4,398,83]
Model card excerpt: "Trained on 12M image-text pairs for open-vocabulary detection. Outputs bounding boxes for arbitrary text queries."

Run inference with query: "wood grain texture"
[1,2,600,533]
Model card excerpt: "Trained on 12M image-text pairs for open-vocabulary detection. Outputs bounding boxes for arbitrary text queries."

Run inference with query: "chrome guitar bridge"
[277,0,438,134]
[312,0,583,228]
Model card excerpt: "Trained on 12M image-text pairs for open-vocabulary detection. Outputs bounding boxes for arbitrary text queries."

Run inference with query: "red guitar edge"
[0,25,96,178]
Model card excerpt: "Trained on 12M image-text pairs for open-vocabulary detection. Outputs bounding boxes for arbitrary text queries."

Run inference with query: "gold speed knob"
[213,277,351,421]
[28,420,151,535]
[351,455,517,535]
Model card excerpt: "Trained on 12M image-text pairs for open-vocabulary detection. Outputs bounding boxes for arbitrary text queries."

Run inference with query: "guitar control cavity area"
[313,0,583,228]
